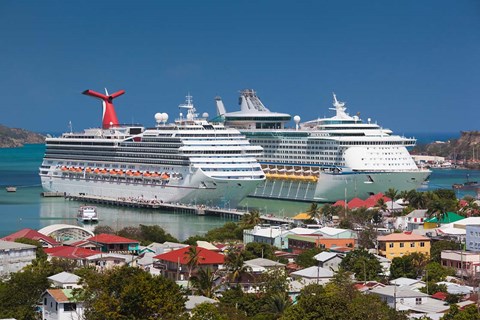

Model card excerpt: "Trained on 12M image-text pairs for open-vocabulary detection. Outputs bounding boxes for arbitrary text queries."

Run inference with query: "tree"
[244,242,278,261]
[385,188,399,213]
[190,302,227,320]
[186,246,204,281]
[430,240,462,263]
[340,249,382,282]
[357,225,378,249]
[139,224,179,244]
[14,237,47,261]
[224,246,250,285]
[320,204,341,224]
[390,253,428,279]
[93,225,115,234]
[306,203,322,223]
[190,268,219,298]
[240,209,262,228]
[375,198,388,213]
[295,247,324,268]
[441,304,480,320]
[77,266,187,319]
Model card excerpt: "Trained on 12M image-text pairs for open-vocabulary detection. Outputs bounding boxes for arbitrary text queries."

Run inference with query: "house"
[287,234,355,254]
[1,228,60,247]
[153,246,225,281]
[441,250,480,278]
[244,258,286,272]
[85,234,140,254]
[424,212,465,229]
[243,225,290,249]
[395,209,428,231]
[41,289,84,320]
[466,224,480,251]
[48,272,81,289]
[44,246,102,266]
[369,285,449,314]
[0,240,36,277]
[377,232,430,260]
[290,266,334,285]
[314,251,343,271]
[374,254,391,276]
[390,277,426,291]
[85,252,135,270]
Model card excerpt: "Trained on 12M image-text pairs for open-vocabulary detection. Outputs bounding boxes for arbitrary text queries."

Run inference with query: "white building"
[314,251,343,271]
[441,250,480,278]
[0,240,36,278]
[48,272,81,289]
[41,289,84,320]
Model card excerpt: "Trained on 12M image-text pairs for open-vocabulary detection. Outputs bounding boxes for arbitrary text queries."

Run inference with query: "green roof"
[425,212,464,223]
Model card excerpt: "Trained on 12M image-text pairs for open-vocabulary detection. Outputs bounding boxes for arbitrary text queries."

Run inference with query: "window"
[410,242,415,248]
[389,243,394,248]
[415,298,422,305]
[64,303,77,312]
[44,298,47,305]
[420,242,425,247]
[399,243,404,248]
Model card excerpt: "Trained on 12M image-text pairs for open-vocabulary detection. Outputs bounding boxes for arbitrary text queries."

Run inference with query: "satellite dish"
[155,113,163,123]
[161,113,168,123]
[202,112,209,118]
[294,115,301,130]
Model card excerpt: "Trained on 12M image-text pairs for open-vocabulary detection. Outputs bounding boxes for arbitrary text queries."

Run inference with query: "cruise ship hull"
[250,170,430,203]
[40,169,261,208]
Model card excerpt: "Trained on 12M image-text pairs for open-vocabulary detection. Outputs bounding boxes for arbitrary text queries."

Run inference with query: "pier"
[64,194,294,225]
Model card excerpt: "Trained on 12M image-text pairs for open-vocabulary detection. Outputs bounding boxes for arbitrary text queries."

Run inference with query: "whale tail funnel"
[83,89,125,129]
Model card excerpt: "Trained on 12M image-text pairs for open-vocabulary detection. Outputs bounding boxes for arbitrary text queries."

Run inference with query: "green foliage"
[281,281,408,320]
[203,222,244,242]
[190,268,219,298]
[340,249,382,282]
[441,304,480,320]
[78,266,187,319]
[357,225,378,249]
[419,281,447,295]
[390,253,429,279]
[219,287,264,318]
[0,260,54,319]
[258,268,289,296]
[93,225,115,234]
[423,262,455,283]
[295,247,323,268]
[240,209,262,228]
[244,242,278,261]
[190,302,227,320]
[430,240,462,263]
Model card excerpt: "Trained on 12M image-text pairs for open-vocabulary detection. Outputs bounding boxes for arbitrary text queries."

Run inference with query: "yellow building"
[377,232,430,260]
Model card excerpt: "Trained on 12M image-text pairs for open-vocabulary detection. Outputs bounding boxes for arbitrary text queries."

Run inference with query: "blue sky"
[0,1,479,136]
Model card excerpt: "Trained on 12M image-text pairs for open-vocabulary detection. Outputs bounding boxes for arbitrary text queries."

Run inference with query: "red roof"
[431,292,448,301]
[348,197,366,209]
[333,200,346,207]
[44,246,101,259]
[154,246,225,265]
[1,228,60,246]
[87,233,139,244]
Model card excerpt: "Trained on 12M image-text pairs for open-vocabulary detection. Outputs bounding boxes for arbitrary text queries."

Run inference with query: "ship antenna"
[82,88,125,129]
[68,120,73,133]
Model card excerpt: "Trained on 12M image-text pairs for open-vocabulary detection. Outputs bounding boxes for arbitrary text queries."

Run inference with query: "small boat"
[5,186,17,192]
[77,205,98,223]
[452,174,480,190]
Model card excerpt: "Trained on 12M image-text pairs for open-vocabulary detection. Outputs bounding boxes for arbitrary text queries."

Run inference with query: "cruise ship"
[39,89,265,208]
[215,89,430,202]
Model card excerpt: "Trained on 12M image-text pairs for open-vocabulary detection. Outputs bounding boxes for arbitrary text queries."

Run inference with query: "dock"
[64,194,294,225]
[41,191,66,197]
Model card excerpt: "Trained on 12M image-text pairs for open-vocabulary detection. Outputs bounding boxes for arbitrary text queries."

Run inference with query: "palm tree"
[190,267,219,298]
[240,209,262,228]
[224,247,251,286]
[375,198,388,213]
[306,202,322,223]
[385,188,398,213]
[185,246,204,281]
[320,204,339,224]
[427,198,448,227]
[265,293,293,317]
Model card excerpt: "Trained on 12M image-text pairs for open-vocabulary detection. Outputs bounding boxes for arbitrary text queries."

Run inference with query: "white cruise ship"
[39,90,265,208]
[215,89,430,202]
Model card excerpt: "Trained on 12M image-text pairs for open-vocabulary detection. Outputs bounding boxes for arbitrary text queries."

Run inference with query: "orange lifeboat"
[100,169,108,174]
[126,170,133,176]
[94,168,100,174]
[143,171,151,178]
[161,173,170,180]
[151,172,159,178]
[133,171,141,177]
[61,166,68,171]
[109,169,116,175]
[85,167,92,173]
[117,170,124,175]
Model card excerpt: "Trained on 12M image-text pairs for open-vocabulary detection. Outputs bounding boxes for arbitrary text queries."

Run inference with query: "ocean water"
[0,144,478,240]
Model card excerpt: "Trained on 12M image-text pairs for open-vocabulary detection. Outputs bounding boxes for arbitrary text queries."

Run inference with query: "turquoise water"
[0,144,478,240]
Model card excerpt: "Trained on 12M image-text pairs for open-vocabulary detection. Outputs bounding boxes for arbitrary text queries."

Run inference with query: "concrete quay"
[64,194,294,225]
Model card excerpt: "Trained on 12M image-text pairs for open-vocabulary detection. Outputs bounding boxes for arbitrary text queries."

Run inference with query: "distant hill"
[0,124,45,148]
[412,131,480,169]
